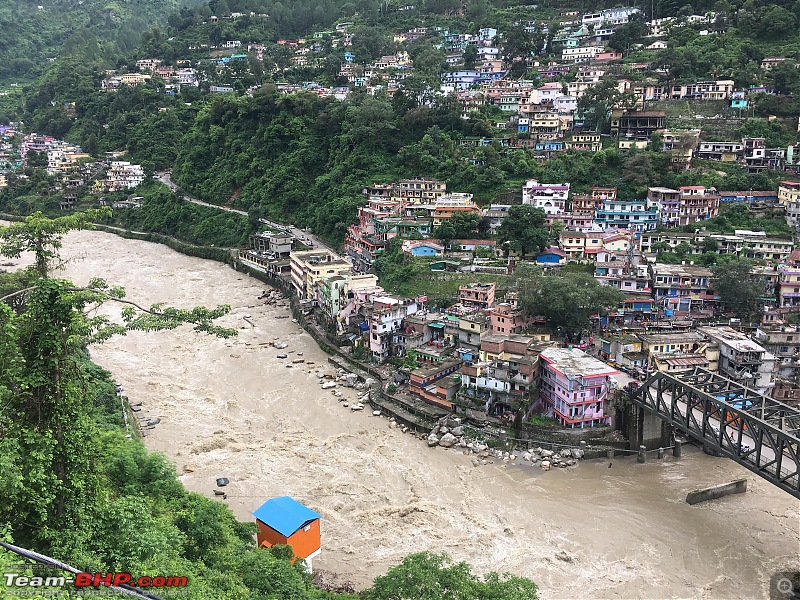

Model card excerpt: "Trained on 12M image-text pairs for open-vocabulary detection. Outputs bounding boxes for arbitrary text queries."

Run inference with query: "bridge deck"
[630,367,800,500]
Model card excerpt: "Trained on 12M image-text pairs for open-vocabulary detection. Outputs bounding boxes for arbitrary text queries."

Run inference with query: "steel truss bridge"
[630,367,800,499]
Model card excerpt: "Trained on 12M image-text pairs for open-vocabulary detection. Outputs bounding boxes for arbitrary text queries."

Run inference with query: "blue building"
[403,241,444,257]
[594,199,659,231]
[536,248,567,265]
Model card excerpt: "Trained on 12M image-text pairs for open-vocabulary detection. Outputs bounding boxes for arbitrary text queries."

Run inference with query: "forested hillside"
[171,89,786,244]
[0,0,205,83]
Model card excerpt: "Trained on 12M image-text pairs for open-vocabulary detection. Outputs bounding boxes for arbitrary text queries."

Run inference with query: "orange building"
[253,497,322,572]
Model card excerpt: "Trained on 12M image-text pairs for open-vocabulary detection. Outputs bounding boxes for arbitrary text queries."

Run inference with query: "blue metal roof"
[252,497,322,537]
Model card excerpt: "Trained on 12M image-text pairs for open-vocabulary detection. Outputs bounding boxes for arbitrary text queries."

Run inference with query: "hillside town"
[92,9,800,172]
[237,173,800,432]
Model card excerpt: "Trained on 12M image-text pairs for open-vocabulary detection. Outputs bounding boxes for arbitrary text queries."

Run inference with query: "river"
[12,230,800,599]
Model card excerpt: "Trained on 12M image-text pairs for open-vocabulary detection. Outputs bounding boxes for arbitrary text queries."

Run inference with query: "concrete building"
[649,186,720,227]
[368,295,419,363]
[289,250,352,300]
[488,302,532,336]
[697,326,775,392]
[250,232,294,258]
[594,198,659,231]
[458,282,496,309]
[778,252,800,308]
[649,263,717,315]
[521,179,570,215]
[457,313,490,363]
[538,347,618,429]
[753,321,800,401]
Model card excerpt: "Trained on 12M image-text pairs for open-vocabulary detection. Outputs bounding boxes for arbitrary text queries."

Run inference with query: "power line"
[0,541,165,600]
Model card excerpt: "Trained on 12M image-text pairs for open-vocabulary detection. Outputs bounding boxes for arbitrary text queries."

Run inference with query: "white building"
[582,7,640,27]
[697,326,776,393]
[522,179,570,215]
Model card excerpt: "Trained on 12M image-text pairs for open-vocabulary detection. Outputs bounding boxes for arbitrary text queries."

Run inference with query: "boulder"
[522,453,531,462]
[530,455,540,463]
[345,373,359,387]
[439,426,449,435]
[471,459,480,467]
[372,410,382,416]
[438,433,457,448]
[567,459,577,466]
[276,354,288,359]
[541,460,551,471]
[321,381,337,389]
[451,426,464,436]
[427,435,440,447]
[274,342,288,349]
[541,449,554,458]
[560,448,572,458]
[571,448,585,459]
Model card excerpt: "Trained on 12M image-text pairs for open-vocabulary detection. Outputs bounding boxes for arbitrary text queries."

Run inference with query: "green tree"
[0,210,109,277]
[496,205,549,257]
[463,44,479,69]
[363,552,538,600]
[516,267,624,337]
[712,259,763,319]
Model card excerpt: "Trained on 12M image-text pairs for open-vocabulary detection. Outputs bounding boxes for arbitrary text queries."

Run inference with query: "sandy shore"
[8,229,799,599]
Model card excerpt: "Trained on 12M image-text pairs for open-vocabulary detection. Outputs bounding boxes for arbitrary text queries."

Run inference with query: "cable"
[0,541,165,600]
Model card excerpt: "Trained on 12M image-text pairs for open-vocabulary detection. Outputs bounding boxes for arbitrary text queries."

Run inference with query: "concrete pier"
[685,479,748,505]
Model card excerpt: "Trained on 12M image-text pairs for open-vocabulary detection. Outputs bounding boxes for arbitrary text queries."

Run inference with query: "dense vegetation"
[0,0,207,83]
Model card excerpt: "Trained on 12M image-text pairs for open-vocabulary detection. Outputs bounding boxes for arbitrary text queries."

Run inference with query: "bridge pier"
[624,401,673,451]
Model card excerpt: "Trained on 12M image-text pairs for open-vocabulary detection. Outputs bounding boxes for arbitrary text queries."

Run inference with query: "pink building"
[538,347,618,429]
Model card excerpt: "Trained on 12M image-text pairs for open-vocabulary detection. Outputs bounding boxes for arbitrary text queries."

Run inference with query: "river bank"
[8,229,799,599]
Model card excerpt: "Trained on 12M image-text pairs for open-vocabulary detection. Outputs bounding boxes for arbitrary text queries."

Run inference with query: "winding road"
[155,172,335,253]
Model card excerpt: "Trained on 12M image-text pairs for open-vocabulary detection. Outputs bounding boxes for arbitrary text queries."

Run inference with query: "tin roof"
[253,496,321,537]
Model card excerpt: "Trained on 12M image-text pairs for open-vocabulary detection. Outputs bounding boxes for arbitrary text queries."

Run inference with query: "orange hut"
[253,497,322,572]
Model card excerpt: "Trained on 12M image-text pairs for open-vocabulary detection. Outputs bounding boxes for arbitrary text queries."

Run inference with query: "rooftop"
[540,347,619,378]
[697,326,769,354]
[253,496,321,537]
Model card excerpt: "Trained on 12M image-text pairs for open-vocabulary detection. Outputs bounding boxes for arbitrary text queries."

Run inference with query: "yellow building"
[289,250,352,300]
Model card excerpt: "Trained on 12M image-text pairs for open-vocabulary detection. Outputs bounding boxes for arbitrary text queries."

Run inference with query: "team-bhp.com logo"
[4,570,187,590]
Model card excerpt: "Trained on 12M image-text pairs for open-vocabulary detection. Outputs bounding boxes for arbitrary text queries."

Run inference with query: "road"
[155,172,335,253]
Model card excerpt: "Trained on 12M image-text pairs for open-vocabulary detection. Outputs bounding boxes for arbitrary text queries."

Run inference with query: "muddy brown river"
[13,230,799,599]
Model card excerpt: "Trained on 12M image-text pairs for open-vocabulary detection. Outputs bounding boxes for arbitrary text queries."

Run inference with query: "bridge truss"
[630,367,800,499]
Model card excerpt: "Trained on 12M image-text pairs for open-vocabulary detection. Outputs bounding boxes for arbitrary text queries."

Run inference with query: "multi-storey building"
[432,193,481,225]
[753,320,800,401]
[522,179,569,215]
[610,110,666,139]
[391,178,447,204]
[571,185,617,214]
[582,6,640,26]
[460,353,541,416]
[649,263,717,315]
[458,282,496,309]
[594,198,659,230]
[368,295,419,363]
[648,186,719,227]
[780,181,800,231]
[316,274,383,335]
[482,204,511,234]
[488,302,532,336]
[538,347,618,429]
[289,250,352,301]
[97,161,145,192]
[696,141,743,162]
[561,46,604,63]
[250,232,294,258]
[698,326,775,392]
[457,313,490,363]
[778,251,800,308]
[639,331,719,374]
[742,137,767,172]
